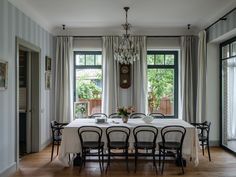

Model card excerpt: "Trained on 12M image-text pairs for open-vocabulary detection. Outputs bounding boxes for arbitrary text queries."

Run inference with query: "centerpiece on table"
[117,106,135,123]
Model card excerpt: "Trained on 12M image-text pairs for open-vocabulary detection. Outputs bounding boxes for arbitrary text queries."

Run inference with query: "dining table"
[58,118,199,167]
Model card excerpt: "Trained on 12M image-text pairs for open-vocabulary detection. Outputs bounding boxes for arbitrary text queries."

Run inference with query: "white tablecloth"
[58,118,199,166]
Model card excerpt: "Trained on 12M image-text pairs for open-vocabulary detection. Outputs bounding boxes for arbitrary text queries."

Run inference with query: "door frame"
[15,37,42,167]
[219,36,236,155]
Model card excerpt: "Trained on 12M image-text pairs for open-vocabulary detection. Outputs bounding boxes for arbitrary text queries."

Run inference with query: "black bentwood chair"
[133,125,158,174]
[50,121,68,161]
[106,126,130,173]
[191,121,211,161]
[158,125,186,174]
[78,126,104,172]
[149,112,165,119]
[129,112,146,119]
[109,113,122,118]
[89,113,108,118]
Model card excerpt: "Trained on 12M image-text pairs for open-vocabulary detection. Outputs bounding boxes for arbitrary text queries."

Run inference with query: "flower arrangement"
[117,106,135,117]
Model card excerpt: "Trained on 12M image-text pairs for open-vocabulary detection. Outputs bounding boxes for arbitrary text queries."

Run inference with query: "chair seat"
[158,141,181,149]
[83,141,104,149]
[134,142,155,149]
[109,141,128,149]
[54,135,62,142]
[199,135,207,141]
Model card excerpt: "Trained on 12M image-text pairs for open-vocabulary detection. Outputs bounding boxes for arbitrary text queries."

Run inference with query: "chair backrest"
[161,125,186,148]
[106,126,130,144]
[149,112,165,119]
[133,125,158,144]
[78,126,103,147]
[50,121,62,140]
[191,121,211,140]
[129,113,146,119]
[109,113,122,118]
[89,113,107,118]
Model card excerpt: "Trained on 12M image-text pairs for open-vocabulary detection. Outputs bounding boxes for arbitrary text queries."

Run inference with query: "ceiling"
[8,0,236,35]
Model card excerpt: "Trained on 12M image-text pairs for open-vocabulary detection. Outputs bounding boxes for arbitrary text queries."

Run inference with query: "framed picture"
[0,59,8,90]
[45,71,51,89]
[45,56,51,71]
[74,101,89,118]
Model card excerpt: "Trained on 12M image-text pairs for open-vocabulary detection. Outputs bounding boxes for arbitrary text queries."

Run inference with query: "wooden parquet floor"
[10,146,236,177]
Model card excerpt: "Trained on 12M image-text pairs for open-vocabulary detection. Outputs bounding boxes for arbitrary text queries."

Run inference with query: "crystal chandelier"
[114,7,138,65]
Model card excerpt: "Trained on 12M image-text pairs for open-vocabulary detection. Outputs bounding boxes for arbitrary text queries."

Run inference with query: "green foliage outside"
[76,73,102,100]
[75,103,87,117]
[147,54,174,111]
[148,69,174,109]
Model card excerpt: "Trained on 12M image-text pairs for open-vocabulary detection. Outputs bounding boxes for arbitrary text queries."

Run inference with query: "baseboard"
[0,163,17,177]
[210,140,220,146]
[40,138,52,151]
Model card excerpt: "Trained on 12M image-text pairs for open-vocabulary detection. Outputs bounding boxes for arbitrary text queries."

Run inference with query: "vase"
[122,116,128,123]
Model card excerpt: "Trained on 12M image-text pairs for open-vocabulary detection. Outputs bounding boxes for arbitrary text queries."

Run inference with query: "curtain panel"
[54,36,73,123]
[101,36,120,115]
[196,31,207,123]
[180,36,198,123]
[130,36,148,114]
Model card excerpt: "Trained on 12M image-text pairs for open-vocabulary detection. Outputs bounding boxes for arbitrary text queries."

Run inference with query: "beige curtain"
[54,36,73,123]
[196,31,207,123]
[180,36,198,122]
[101,36,120,115]
[131,36,148,114]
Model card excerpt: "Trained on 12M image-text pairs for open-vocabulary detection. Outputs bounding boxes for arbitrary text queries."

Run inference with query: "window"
[147,51,178,118]
[74,51,102,118]
[220,37,236,153]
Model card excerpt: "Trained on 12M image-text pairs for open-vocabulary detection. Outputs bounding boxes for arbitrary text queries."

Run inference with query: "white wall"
[0,0,54,175]
[206,43,220,145]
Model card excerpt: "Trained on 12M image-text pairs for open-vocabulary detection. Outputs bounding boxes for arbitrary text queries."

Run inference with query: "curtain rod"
[205,7,236,31]
[57,35,181,38]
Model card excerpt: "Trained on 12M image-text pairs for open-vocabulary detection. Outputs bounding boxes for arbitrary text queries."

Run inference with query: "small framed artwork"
[74,101,89,118]
[0,59,8,90]
[45,56,52,71]
[45,71,51,90]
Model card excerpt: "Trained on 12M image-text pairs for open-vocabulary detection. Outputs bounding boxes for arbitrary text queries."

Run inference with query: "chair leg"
[134,148,137,173]
[106,149,111,173]
[161,149,165,175]
[79,150,84,173]
[202,142,205,156]
[126,148,129,173]
[57,143,60,155]
[102,148,104,170]
[51,142,54,161]
[98,149,102,172]
[207,142,211,161]
[159,147,161,168]
[152,149,157,174]
[84,149,86,167]
[178,150,184,174]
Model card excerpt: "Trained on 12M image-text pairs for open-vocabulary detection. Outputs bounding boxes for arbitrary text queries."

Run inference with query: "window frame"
[219,36,236,155]
[147,50,178,118]
[73,51,102,101]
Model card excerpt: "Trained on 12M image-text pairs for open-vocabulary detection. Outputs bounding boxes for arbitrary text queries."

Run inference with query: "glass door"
[221,37,236,153]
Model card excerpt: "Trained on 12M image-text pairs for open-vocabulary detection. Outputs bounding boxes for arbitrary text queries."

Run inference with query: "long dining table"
[58,118,199,167]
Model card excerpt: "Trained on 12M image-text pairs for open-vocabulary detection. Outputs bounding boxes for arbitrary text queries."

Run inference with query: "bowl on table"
[142,115,154,124]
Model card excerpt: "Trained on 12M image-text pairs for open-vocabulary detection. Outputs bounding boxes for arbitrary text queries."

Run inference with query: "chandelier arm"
[114,7,138,65]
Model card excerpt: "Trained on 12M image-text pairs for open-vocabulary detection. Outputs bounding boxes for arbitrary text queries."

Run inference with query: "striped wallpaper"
[0,0,54,174]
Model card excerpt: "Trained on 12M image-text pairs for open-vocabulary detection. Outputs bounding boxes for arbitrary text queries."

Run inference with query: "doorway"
[16,38,41,164]
[220,37,236,154]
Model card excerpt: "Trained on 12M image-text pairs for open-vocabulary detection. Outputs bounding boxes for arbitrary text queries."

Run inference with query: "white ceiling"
[8,0,236,35]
